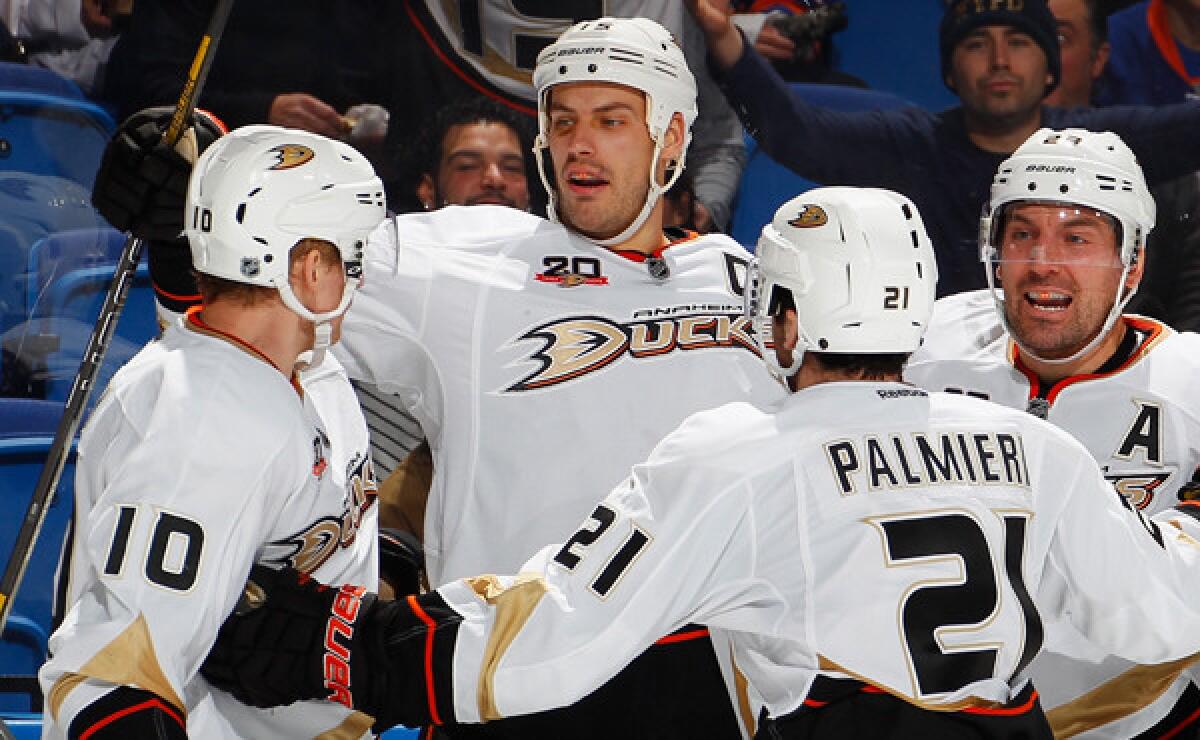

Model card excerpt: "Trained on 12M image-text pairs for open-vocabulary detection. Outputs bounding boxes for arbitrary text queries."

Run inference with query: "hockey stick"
[0,0,236,633]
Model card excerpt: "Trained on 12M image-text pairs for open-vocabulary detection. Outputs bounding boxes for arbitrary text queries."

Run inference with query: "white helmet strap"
[535,103,686,248]
[276,275,356,370]
[986,255,1137,367]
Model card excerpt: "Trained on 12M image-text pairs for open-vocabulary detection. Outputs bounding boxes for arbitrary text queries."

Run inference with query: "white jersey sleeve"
[440,401,779,724]
[398,385,1200,726]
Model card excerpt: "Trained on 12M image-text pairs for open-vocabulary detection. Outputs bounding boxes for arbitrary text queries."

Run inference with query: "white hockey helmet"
[980,128,1155,364]
[748,187,938,380]
[186,125,385,364]
[532,17,698,246]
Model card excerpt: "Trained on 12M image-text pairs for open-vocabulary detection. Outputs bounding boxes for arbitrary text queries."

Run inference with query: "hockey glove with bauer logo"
[201,564,462,732]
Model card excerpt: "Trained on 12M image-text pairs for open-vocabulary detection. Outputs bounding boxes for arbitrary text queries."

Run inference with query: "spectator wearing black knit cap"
[689,0,1200,296]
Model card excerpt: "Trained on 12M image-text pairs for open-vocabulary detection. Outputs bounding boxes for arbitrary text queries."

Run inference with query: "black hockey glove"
[92,106,225,241]
[379,527,426,596]
[201,565,385,714]
[202,565,463,731]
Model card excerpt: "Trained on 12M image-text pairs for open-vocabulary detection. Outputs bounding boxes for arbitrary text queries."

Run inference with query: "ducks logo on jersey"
[504,308,759,392]
[270,453,378,574]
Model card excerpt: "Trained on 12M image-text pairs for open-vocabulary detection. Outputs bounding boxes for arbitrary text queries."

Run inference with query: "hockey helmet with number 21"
[748,186,938,380]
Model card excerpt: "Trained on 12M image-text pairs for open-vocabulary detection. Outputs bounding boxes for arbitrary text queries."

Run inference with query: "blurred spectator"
[0,0,126,95]
[384,2,745,233]
[732,0,865,84]
[662,168,699,231]
[1099,0,1200,104]
[101,1,388,145]
[401,98,542,216]
[361,99,544,480]
[691,0,1200,296]
[1045,0,1112,106]
[1047,0,1200,331]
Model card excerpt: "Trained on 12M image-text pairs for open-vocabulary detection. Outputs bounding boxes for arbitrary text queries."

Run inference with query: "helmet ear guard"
[532,17,698,246]
[748,187,939,383]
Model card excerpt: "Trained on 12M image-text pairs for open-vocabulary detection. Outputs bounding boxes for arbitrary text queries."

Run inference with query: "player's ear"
[774,308,800,353]
[663,112,685,160]
[416,174,436,210]
[1126,246,1146,291]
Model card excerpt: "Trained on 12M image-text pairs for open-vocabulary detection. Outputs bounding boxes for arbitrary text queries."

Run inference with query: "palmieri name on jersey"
[826,430,1030,495]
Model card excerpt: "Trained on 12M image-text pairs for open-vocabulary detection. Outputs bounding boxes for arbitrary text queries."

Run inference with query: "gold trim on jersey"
[1008,315,1169,407]
[816,655,1004,712]
[48,614,185,720]
[731,647,757,737]
[465,573,550,721]
[1046,652,1200,737]
[314,710,376,740]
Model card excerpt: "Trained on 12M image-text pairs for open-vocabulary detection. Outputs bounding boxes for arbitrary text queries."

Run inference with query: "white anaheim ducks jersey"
[40,316,379,740]
[338,205,784,586]
[429,384,1200,724]
[905,289,1200,738]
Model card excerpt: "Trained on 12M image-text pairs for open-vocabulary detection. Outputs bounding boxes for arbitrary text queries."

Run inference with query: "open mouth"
[1024,290,1072,311]
[565,170,609,193]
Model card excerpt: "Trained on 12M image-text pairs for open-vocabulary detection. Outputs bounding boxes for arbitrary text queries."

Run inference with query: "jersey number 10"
[103,505,205,592]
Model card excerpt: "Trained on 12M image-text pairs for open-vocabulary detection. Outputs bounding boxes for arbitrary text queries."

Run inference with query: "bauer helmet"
[532,17,697,246]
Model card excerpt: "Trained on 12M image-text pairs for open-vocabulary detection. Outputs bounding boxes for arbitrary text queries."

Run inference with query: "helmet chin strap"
[752,313,805,390]
[535,134,684,248]
[990,261,1137,367]
[276,277,356,372]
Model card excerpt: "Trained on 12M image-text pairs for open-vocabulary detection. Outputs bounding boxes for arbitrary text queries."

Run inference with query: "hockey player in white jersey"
[88,17,785,739]
[38,127,386,739]
[330,18,784,738]
[199,185,1200,739]
[905,128,1200,738]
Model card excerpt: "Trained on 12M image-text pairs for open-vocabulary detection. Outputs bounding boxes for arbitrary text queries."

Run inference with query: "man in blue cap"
[688,0,1200,298]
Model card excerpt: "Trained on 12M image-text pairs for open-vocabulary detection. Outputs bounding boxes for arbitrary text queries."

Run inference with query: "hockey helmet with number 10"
[186,125,385,325]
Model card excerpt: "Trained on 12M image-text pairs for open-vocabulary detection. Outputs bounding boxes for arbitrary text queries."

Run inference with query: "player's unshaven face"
[950,26,1051,123]
[546,82,656,240]
[997,203,1127,359]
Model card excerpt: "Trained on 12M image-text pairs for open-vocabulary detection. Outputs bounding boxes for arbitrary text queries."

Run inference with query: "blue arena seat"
[0,711,43,739]
[0,62,85,99]
[0,399,73,712]
[2,228,155,402]
[0,91,114,189]
[729,83,917,250]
